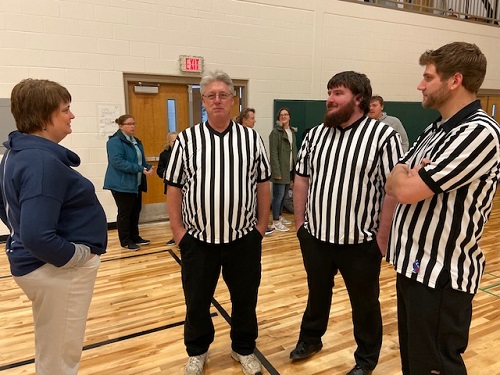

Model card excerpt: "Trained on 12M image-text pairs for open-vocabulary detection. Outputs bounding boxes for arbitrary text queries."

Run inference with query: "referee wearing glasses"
[165,70,271,375]
[103,114,154,251]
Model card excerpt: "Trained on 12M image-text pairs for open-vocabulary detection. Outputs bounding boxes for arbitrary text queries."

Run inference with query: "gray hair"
[200,70,235,96]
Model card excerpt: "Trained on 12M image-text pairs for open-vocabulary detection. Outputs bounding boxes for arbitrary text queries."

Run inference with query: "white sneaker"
[280,216,292,225]
[272,221,289,232]
[184,352,207,375]
[231,350,262,375]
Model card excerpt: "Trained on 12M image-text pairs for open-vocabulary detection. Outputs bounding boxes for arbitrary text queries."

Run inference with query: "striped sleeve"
[420,118,500,194]
[164,127,189,188]
[295,124,323,177]
[379,126,404,184]
[387,109,500,294]
[255,132,271,182]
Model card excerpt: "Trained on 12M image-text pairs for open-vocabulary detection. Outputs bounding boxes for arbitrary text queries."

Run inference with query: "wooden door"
[479,96,488,113]
[232,95,240,119]
[127,83,189,205]
[482,96,500,121]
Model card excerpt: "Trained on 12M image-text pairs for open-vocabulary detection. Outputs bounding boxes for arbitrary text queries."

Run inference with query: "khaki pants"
[14,255,100,375]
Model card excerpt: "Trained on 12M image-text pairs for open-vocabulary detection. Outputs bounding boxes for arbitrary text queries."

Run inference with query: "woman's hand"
[143,167,155,176]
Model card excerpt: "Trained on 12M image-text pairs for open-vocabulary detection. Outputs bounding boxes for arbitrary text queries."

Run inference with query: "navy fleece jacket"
[0,131,107,276]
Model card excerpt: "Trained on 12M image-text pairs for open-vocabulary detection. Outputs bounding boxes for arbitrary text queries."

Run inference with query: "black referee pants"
[397,272,474,375]
[179,229,262,357]
[297,226,382,370]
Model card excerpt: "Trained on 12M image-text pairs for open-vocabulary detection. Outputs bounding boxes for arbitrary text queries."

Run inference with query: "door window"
[167,99,177,132]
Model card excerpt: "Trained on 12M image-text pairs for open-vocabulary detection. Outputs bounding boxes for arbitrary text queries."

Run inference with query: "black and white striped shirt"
[296,116,403,244]
[386,101,500,294]
[165,121,271,244]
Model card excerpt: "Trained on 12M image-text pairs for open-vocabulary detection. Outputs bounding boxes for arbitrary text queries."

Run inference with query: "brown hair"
[370,95,384,106]
[10,79,72,134]
[419,42,486,93]
[327,71,372,115]
[276,107,291,121]
[115,114,134,125]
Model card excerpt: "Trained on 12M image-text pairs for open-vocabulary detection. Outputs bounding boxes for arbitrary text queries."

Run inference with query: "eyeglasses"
[203,92,232,101]
[123,122,137,126]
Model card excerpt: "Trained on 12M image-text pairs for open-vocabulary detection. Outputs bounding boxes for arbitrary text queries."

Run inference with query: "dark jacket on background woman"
[103,129,151,193]
[269,122,298,184]
[157,147,172,194]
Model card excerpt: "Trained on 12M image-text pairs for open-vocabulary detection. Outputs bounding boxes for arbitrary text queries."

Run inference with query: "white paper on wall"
[98,104,121,137]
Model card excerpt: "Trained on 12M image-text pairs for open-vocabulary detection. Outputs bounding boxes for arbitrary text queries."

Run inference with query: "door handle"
[145,156,159,162]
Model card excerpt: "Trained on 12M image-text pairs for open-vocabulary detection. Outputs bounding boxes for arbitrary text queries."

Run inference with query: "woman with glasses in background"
[269,107,298,232]
[104,114,155,250]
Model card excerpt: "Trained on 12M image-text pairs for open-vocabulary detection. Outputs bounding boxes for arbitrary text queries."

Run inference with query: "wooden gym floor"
[1,193,499,374]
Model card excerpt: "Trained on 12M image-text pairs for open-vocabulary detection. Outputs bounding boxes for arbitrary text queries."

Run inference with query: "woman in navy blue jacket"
[0,79,107,375]
[103,114,154,250]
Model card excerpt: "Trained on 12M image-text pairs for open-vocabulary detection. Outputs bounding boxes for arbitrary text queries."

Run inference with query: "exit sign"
[179,55,204,73]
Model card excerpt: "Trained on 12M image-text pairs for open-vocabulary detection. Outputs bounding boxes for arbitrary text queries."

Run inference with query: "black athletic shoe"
[346,364,373,375]
[166,238,175,246]
[123,243,140,251]
[289,341,323,360]
[133,237,150,245]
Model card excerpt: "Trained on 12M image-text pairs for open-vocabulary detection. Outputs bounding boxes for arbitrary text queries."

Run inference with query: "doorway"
[124,74,247,222]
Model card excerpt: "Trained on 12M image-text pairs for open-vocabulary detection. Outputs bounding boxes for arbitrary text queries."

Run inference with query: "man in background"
[369,95,409,152]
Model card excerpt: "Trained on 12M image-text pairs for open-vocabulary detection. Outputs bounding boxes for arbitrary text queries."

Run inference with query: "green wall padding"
[383,101,439,147]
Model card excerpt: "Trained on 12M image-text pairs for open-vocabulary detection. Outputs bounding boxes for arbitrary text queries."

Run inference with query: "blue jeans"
[272,183,289,221]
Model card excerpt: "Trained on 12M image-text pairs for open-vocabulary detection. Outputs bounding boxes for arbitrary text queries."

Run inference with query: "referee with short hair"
[383,42,500,375]
[290,71,403,375]
[165,70,271,375]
